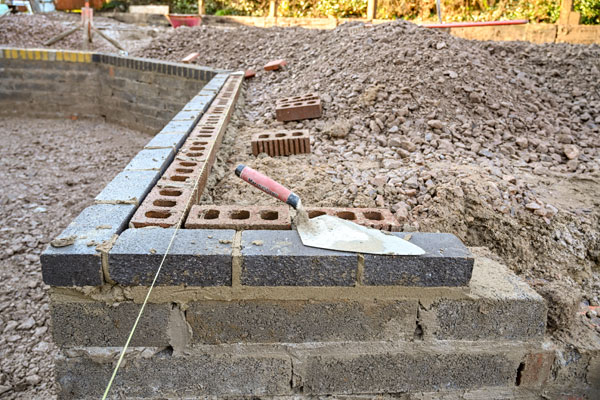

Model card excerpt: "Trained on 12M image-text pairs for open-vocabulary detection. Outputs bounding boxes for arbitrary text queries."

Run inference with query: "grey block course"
[40,204,136,286]
[144,133,187,149]
[302,350,516,394]
[183,92,215,112]
[158,119,197,135]
[362,232,474,287]
[186,299,416,344]
[241,230,357,286]
[94,170,160,205]
[56,348,292,398]
[202,73,229,92]
[124,148,175,172]
[51,302,170,347]
[109,228,234,286]
[171,109,202,122]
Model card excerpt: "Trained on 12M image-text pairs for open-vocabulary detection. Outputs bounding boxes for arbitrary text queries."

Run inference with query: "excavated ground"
[0,117,148,398]
[1,12,599,398]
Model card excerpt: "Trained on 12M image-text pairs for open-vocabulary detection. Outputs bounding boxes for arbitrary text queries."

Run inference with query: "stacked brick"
[251,130,311,156]
[276,94,322,122]
[185,205,291,230]
[304,207,402,232]
[130,73,244,228]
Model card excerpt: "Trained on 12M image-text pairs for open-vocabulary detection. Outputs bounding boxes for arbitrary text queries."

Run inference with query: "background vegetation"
[124,0,600,24]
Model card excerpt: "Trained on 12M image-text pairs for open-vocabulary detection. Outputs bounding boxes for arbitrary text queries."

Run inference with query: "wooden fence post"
[269,0,278,18]
[367,0,377,20]
[198,0,205,15]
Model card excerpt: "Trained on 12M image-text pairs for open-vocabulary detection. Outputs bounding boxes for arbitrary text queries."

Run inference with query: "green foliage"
[126,0,598,23]
[313,0,367,17]
[575,0,600,24]
[171,0,198,14]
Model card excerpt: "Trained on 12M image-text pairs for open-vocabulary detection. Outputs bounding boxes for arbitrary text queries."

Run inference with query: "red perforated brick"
[160,159,207,184]
[134,73,245,227]
[130,185,195,228]
[244,69,256,79]
[263,59,287,71]
[185,205,291,230]
[181,52,200,64]
[304,207,401,231]
[276,94,322,122]
[251,130,311,157]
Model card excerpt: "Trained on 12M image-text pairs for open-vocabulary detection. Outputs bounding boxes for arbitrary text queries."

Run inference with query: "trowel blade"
[296,215,426,256]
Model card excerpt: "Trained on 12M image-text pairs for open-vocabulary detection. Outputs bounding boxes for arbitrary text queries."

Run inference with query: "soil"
[0,12,599,398]
[0,117,149,399]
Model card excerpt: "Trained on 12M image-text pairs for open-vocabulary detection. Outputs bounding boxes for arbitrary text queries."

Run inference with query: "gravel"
[0,117,149,399]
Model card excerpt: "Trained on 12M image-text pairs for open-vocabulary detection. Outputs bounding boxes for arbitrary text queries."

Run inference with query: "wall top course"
[0,47,228,79]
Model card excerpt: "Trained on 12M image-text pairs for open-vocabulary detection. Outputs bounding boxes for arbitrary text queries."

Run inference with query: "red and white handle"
[235,164,300,209]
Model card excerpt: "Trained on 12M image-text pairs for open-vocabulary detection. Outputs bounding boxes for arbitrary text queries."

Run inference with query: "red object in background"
[167,14,202,28]
[54,0,102,10]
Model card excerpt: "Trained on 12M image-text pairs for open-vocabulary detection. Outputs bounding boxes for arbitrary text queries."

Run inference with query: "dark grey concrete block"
[124,148,175,172]
[159,119,196,135]
[183,92,214,112]
[109,228,234,286]
[186,299,416,344]
[303,350,516,394]
[241,230,357,286]
[362,232,474,287]
[57,349,292,398]
[51,302,170,347]
[41,204,136,286]
[94,170,160,205]
[144,133,187,150]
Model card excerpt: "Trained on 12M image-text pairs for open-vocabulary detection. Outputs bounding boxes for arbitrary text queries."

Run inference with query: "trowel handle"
[235,164,300,209]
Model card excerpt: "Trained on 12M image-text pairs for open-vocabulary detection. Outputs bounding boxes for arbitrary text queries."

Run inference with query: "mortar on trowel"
[235,165,425,256]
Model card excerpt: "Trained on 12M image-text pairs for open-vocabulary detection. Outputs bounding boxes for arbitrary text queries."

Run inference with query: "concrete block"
[124,148,175,172]
[186,299,416,344]
[421,254,547,340]
[362,232,473,287]
[95,170,161,205]
[109,228,234,286]
[144,133,187,149]
[301,345,518,394]
[41,204,136,286]
[171,109,202,123]
[241,230,357,286]
[159,119,196,135]
[202,73,229,92]
[56,348,292,398]
[183,92,215,112]
[51,301,170,347]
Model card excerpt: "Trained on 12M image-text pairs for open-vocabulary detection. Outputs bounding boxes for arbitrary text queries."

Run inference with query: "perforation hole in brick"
[145,210,171,219]
[153,199,177,207]
[363,211,384,221]
[202,209,220,220]
[230,210,250,220]
[260,210,279,220]
[336,211,356,220]
[308,210,327,218]
[159,189,183,197]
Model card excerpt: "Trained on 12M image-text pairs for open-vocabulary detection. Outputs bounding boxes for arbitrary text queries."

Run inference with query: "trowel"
[235,165,425,256]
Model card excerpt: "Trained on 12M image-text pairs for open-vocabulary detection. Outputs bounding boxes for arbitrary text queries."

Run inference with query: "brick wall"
[0,48,222,133]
